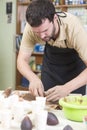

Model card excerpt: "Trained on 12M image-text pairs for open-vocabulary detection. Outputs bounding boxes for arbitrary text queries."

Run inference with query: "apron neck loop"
[55,11,67,25]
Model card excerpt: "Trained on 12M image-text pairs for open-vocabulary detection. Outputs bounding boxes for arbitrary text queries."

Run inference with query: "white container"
[1,109,12,128]
[35,110,48,130]
[36,96,46,110]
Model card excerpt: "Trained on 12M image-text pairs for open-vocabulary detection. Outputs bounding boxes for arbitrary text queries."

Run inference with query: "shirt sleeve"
[67,15,87,62]
[20,23,45,53]
[20,23,36,53]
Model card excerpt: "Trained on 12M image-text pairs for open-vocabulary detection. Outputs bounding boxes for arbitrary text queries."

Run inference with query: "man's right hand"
[29,77,44,97]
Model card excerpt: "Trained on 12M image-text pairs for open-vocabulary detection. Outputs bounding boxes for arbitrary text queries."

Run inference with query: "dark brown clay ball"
[63,125,73,130]
[47,112,59,126]
[21,116,33,130]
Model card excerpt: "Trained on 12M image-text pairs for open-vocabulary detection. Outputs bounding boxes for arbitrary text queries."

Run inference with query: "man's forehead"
[32,19,51,33]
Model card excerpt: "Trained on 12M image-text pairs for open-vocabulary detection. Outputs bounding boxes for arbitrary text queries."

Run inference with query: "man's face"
[32,19,56,42]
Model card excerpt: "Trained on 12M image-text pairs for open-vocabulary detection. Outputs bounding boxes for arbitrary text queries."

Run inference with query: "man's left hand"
[44,85,70,102]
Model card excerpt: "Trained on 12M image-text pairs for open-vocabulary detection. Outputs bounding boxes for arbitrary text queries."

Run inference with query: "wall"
[0,0,16,90]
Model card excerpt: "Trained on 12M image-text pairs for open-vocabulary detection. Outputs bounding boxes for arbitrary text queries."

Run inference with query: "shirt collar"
[57,23,66,42]
[57,14,67,40]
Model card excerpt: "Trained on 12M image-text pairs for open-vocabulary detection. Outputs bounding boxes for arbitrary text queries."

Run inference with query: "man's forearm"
[17,58,39,82]
[65,68,87,93]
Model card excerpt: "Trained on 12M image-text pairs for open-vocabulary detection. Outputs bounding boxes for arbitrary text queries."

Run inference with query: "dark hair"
[26,0,55,27]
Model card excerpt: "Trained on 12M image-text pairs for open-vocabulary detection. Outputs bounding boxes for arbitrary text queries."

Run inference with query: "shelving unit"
[16,0,87,90]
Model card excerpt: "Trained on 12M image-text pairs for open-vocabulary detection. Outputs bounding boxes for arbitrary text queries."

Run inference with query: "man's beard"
[50,22,56,40]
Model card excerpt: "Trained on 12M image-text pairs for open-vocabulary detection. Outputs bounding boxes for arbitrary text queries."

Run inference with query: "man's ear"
[53,14,58,21]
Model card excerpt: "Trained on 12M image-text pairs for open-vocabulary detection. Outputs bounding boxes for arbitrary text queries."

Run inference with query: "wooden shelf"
[55,4,87,8]
[16,85,28,90]
[33,70,41,73]
[17,2,31,6]
[17,2,87,8]
[32,52,44,56]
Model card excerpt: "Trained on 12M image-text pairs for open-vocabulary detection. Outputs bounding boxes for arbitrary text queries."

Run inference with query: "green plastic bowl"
[59,95,87,122]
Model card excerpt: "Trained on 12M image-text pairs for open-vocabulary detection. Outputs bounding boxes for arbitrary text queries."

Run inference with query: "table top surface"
[0,90,86,130]
[0,110,86,130]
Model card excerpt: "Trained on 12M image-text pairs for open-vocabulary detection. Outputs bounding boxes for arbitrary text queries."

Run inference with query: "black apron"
[41,43,86,95]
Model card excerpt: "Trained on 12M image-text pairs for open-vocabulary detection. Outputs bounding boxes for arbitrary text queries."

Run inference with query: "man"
[17,0,87,102]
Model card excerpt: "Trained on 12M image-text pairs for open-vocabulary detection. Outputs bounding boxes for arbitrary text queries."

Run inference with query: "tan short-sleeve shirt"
[20,12,87,62]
